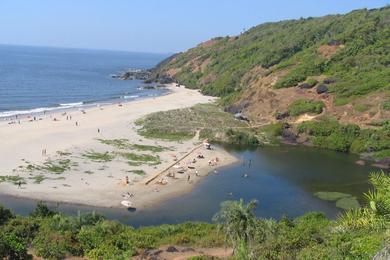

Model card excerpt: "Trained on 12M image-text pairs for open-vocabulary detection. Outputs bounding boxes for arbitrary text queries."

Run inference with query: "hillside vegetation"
[154,7,389,105]
[152,6,390,161]
[1,171,389,259]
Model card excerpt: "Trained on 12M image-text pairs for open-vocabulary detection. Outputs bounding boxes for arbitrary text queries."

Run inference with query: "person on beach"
[17,181,22,189]
[195,170,199,176]
[187,174,191,182]
[125,176,129,185]
[75,121,78,126]
[98,128,100,133]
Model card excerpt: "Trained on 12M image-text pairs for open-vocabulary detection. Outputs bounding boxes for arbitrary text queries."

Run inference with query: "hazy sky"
[0,0,388,53]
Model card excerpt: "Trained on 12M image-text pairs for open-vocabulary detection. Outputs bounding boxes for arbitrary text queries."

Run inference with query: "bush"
[0,205,13,225]
[33,228,74,259]
[288,99,325,116]
[225,129,259,146]
[30,201,56,218]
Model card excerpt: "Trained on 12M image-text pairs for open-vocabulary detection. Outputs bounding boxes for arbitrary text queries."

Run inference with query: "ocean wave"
[123,95,139,99]
[59,102,83,107]
[0,102,86,118]
[0,106,63,118]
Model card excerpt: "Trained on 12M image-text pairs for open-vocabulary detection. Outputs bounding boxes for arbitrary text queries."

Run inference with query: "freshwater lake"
[0,145,376,227]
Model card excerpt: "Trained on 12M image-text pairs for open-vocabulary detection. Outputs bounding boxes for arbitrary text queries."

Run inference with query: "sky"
[0,0,388,53]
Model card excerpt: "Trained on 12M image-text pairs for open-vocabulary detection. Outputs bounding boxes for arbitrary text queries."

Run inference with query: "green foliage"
[261,123,284,144]
[335,197,360,210]
[337,171,390,230]
[297,117,390,154]
[30,201,56,218]
[136,104,246,142]
[306,78,318,87]
[314,190,361,210]
[0,172,389,260]
[155,7,390,105]
[128,169,146,176]
[32,228,73,259]
[372,149,390,160]
[213,199,258,251]
[97,139,169,152]
[0,175,26,185]
[22,158,75,174]
[382,99,390,110]
[314,191,352,201]
[117,152,161,165]
[288,99,325,116]
[82,150,115,162]
[225,129,259,146]
[354,103,370,112]
[0,205,13,225]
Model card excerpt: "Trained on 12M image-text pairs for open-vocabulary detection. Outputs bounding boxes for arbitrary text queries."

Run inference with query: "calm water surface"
[0,145,376,227]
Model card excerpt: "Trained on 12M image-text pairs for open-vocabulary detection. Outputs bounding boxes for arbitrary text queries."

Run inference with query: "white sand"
[0,84,238,209]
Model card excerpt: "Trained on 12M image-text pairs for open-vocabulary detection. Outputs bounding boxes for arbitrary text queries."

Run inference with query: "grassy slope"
[152,7,390,158]
[154,7,389,104]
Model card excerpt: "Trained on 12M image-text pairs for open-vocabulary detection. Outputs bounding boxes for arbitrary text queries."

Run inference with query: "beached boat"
[121,200,135,210]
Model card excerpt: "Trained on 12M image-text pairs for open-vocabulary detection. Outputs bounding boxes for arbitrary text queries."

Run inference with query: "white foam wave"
[0,102,85,118]
[123,95,139,99]
[59,102,83,107]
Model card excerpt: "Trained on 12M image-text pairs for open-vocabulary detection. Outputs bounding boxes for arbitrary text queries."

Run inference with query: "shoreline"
[0,85,170,120]
[0,83,238,210]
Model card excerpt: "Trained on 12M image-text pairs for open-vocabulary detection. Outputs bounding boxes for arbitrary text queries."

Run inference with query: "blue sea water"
[0,44,168,117]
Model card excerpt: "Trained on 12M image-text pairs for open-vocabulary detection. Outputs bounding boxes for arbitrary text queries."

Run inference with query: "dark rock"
[276,111,289,120]
[316,84,328,94]
[328,39,343,46]
[117,69,152,81]
[166,246,179,253]
[234,113,250,122]
[281,128,297,144]
[298,83,313,89]
[323,78,336,84]
[225,100,250,114]
[158,76,174,84]
[144,248,163,256]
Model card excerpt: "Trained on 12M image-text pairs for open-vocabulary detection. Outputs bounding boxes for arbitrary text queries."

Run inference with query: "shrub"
[288,99,325,116]
[225,129,259,146]
[0,206,13,225]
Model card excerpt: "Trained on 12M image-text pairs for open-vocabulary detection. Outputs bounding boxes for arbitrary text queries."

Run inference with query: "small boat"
[121,200,134,209]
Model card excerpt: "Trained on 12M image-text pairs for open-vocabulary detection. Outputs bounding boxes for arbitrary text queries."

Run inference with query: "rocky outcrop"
[316,84,328,94]
[113,69,152,81]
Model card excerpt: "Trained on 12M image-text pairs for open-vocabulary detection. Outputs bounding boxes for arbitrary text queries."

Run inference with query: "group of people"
[208,157,219,166]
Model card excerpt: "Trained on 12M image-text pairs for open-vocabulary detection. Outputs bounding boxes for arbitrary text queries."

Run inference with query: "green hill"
[154,6,389,116]
[152,6,390,160]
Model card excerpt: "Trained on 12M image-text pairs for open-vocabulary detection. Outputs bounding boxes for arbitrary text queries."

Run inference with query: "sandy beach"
[0,84,238,209]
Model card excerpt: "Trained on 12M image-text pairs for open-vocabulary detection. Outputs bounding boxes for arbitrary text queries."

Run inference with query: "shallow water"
[0,145,376,227]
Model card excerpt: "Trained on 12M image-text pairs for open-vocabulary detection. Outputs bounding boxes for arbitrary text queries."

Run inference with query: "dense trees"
[0,172,388,259]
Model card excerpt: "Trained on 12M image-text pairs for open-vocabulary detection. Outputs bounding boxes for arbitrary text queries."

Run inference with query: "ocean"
[0,44,168,118]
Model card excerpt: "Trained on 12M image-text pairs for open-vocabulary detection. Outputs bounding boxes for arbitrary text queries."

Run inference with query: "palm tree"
[213,199,258,252]
[337,171,390,230]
